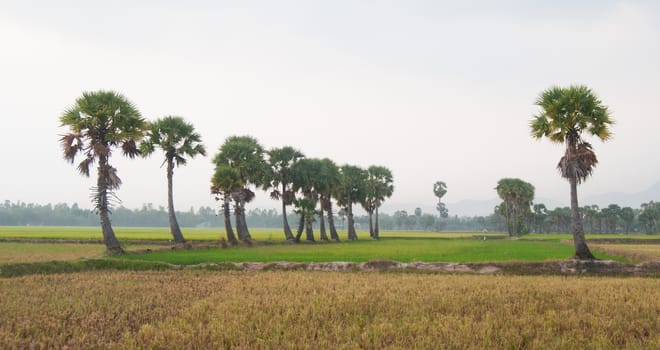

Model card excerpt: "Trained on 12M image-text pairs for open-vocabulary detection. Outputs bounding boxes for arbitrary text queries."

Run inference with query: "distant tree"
[60,90,147,254]
[433,181,449,218]
[639,201,660,234]
[140,116,206,243]
[532,203,548,233]
[362,165,394,239]
[620,207,635,234]
[265,146,305,241]
[495,178,535,236]
[334,165,368,240]
[213,136,266,241]
[531,85,614,259]
[601,204,621,233]
[211,165,242,243]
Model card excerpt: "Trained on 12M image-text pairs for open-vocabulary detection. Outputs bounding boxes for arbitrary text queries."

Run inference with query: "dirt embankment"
[179,259,660,277]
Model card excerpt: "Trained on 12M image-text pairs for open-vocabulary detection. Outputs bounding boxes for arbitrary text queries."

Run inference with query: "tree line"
[3,199,658,235]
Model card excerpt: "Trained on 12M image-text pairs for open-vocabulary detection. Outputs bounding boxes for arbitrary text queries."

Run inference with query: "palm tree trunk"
[368,211,374,238]
[319,207,329,241]
[97,158,123,255]
[374,206,380,239]
[347,202,357,240]
[327,200,340,241]
[223,193,237,243]
[570,176,595,259]
[295,215,304,242]
[305,217,315,241]
[234,191,251,241]
[282,184,294,241]
[166,158,185,243]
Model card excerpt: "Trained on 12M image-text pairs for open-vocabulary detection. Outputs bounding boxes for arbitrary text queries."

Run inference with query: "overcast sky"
[1,0,659,216]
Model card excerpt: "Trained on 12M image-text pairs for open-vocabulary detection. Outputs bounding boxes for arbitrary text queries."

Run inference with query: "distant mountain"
[380,182,660,218]
[581,181,660,208]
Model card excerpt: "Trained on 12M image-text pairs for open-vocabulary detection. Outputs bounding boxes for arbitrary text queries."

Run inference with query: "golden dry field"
[1,270,658,349]
[589,244,660,263]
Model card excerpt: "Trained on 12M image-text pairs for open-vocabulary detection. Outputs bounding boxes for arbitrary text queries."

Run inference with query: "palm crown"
[530,85,614,183]
[141,116,206,165]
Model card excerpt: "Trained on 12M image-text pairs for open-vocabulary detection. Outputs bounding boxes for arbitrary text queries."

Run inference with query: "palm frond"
[76,157,94,177]
[121,140,140,159]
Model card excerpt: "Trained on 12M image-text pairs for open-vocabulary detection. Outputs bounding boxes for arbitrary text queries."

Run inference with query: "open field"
[0,270,658,349]
[2,226,658,242]
[589,244,660,263]
[0,242,166,264]
[117,238,623,264]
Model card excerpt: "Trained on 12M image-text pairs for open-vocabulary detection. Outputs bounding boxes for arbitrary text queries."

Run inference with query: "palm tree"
[334,165,368,240]
[531,85,614,259]
[213,135,266,241]
[317,158,341,241]
[265,146,305,241]
[495,178,535,236]
[291,158,323,242]
[433,181,448,218]
[141,116,206,243]
[363,166,394,239]
[59,90,147,254]
[211,164,242,243]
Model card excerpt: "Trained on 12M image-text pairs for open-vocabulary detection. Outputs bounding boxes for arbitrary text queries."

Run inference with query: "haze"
[1,0,659,217]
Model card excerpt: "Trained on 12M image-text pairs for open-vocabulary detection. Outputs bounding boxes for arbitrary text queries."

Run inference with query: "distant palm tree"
[531,85,614,259]
[495,178,535,236]
[211,164,242,243]
[334,165,368,240]
[291,158,323,242]
[363,166,394,239]
[213,136,266,241]
[141,116,206,243]
[317,158,341,241]
[265,146,305,241]
[60,90,147,254]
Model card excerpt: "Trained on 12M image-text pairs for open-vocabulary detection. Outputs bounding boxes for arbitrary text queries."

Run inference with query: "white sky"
[1,0,659,216]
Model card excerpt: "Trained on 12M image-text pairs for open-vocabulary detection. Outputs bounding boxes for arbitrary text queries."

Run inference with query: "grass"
[117,238,624,265]
[1,270,658,349]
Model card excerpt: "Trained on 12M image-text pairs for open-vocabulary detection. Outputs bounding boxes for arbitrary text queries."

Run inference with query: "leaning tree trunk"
[234,191,251,241]
[281,184,294,241]
[223,192,237,243]
[374,206,380,239]
[327,199,340,241]
[295,215,305,242]
[97,157,123,255]
[347,202,358,240]
[166,158,185,243]
[319,207,329,241]
[570,176,595,259]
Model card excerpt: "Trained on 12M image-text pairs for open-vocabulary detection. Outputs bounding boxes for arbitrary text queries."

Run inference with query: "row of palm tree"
[60,91,206,254]
[210,136,395,243]
[61,83,614,261]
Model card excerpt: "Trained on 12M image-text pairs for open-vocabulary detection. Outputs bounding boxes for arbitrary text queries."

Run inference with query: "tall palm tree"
[317,158,341,241]
[291,158,323,242]
[211,164,242,243]
[213,135,266,241]
[141,116,206,243]
[363,165,394,239]
[265,146,305,241]
[531,85,614,259]
[59,90,147,254]
[334,165,368,240]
